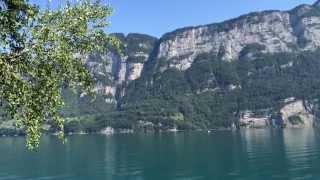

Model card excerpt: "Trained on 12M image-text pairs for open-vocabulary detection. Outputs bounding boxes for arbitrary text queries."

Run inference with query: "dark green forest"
[116,50,320,130]
[2,48,320,134]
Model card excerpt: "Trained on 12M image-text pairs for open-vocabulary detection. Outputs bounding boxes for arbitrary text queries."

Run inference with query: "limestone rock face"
[86,1,320,109]
[85,33,157,102]
[239,99,315,129]
[127,63,145,81]
[280,100,314,128]
[155,4,320,71]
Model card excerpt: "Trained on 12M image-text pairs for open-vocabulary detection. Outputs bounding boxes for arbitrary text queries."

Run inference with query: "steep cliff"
[154,4,320,71]
[4,1,320,135]
[113,2,320,130]
[59,1,320,132]
[85,33,157,102]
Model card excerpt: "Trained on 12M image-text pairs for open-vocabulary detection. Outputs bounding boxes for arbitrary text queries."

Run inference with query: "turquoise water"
[0,129,320,180]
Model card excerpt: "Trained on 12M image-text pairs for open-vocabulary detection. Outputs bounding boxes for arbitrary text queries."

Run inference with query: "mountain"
[3,1,320,134]
[85,33,157,103]
[92,2,320,101]
[118,1,320,130]
[155,4,320,71]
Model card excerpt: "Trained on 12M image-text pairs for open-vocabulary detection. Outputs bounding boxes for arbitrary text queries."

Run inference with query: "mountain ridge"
[3,0,320,135]
[154,3,320,71]
[91,0,320,105]
[50,0,320,133]
[113,1,320,130]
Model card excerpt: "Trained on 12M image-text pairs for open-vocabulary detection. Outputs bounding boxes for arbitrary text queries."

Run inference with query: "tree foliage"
[0,0,120,150]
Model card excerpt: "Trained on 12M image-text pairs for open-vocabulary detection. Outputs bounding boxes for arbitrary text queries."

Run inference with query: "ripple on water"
[0,130,320,180]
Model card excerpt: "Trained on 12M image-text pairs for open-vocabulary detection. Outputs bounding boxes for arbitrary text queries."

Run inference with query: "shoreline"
[0,125,315,138]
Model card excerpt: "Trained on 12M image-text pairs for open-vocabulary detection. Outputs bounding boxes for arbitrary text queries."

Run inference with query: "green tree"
[0,0,120,150]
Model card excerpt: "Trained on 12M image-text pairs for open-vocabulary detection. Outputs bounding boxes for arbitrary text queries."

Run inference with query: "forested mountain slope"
[3,1,320,133]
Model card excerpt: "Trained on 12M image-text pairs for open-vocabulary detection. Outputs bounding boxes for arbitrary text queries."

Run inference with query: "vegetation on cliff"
[120,50,320,130]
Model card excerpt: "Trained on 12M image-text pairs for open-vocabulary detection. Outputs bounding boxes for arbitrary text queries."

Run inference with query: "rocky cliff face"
[83,1,320,129]
[155,4,320,71]
[85,33,157,102]
[89,2,320,98]
[239,99,316,129]
[280,100,315,128]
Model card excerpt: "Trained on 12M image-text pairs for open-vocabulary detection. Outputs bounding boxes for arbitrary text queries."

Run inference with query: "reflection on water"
[0,129,320,179]
[283,128,320,179]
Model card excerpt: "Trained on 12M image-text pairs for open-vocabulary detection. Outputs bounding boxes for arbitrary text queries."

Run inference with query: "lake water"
[0,129,320,180]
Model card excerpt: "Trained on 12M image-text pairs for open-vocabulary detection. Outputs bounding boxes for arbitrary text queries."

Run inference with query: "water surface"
[0,129,320,180]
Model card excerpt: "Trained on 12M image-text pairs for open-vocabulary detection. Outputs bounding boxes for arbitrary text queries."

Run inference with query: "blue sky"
[31,0,315,37]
